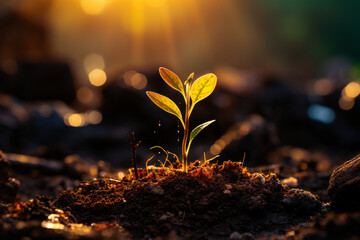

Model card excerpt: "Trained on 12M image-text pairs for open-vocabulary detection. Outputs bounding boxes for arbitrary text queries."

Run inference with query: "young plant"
[146,67,217,172]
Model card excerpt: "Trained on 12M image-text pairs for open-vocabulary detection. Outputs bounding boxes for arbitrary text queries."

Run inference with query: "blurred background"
[1,0,360,172]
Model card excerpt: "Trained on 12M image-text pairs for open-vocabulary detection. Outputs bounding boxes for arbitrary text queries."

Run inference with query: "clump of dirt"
[53,161,323,239]
[328,154,360,212]
[0,151,19,204]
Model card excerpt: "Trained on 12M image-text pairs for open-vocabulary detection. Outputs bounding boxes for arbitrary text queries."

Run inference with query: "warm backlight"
[80,0,107,15]
[67,114,86,127]
[343,82,360,98]
[89,69,107,86]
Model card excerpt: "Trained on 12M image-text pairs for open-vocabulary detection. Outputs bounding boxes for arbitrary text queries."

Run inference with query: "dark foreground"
[1,151,360,240]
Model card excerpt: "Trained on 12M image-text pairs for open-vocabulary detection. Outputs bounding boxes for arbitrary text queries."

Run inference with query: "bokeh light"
[238,122,251,136]
[123,71,147,89]
[88,69,107,86]
[210,144,222,155]
[83,54,105,73]
[307,104,335,124]
[130,73,147,90]
[76,87,94,103]
[339,96,355,111]
[80,0,107,15]
[87,110,102,124]
[314,78,333,96]
[65,113,86,127]
[343,82,360,98]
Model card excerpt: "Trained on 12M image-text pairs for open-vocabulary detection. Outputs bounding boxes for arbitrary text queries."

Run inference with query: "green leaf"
[146,91,184,128]
[186,120,215,154]
[159,67,185,96]
[190,73,217,107]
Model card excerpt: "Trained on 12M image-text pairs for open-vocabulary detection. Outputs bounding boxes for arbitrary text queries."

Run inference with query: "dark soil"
[0,155,330,240]
[49,161,322,239]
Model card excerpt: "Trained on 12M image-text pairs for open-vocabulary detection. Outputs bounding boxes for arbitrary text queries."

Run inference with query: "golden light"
[290,148,307,161]
[130,73,147,89]
[80,0,107,15]
[77,87,94,103]
[41,222,65,230]
[87,110,102,124]
[343,82,360,98]
[130,0,145,35]
[47,0,265,76]
[210,144,222,155]
[123,70,137,86]
[314,78,333,96]
[146,0,166,8]
[215,139,226,149]
[118,171,125,179]
[89,69,107,86]
[339,96,355,111]
[65,113,86,127]
[238,122,251,136]
[83,53,105,73]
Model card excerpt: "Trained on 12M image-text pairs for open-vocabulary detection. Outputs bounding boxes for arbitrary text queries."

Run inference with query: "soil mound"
[54,161,323,239]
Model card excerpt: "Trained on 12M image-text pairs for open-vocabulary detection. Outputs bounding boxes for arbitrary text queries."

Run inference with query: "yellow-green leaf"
[190,73,217,106]
[186,120,215,154]
[146,91,184,128]
[159,67,185,96]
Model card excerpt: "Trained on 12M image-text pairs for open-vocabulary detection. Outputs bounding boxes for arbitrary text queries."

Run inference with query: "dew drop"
[154,130,156,134]
[158,121,161,127]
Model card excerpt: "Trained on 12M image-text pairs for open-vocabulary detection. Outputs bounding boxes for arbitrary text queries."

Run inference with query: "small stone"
[252,173,265,184]
[223,190,231,194]
[229,232,242,239]
[328,154,360,212]
[151,185,164,195]
[281,176,298,187]
[229,232,254,240]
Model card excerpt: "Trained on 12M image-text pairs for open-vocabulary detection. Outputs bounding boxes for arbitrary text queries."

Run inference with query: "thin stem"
[189,104,195,116]
[182,83,191,172]
[128,132,141,179]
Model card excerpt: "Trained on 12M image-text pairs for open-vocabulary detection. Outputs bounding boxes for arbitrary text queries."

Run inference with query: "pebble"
[252,173,265,184]
[281,176,298,187]
[229,232,254,240]
[151,185,164,195]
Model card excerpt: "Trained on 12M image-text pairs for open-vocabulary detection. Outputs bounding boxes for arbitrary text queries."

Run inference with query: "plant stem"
[128,132,141,179]
[182,84,191,172]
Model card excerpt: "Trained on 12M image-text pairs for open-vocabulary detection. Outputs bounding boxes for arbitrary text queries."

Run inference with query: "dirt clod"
[328,154,360,212]
[0,151,19,204]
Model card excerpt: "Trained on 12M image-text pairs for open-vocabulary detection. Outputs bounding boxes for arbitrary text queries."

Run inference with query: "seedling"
[146,67,217,172]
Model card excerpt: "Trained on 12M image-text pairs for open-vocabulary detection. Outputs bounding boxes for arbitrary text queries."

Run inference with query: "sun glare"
[81,0,107,15]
